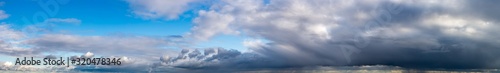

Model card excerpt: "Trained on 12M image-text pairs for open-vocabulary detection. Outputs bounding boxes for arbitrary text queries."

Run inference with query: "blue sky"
[3,0,191,36]
[1,0,246,51]
[1,0,500,72]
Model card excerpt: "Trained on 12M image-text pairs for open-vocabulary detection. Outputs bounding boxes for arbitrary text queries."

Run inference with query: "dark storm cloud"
[170,0,500,69]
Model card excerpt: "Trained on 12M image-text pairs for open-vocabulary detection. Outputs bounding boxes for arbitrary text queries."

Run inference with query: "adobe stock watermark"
[340,1,405,64]
[20,0,70,32]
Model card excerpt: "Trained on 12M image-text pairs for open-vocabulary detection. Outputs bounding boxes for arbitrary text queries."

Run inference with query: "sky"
[0,0,500,72]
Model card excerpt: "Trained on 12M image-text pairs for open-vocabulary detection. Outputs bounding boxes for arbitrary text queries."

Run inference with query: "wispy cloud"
[126,0,199,20]
[44,18,81,25]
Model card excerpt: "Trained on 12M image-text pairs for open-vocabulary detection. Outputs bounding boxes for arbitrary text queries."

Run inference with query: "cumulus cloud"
[151,47,284,72]
[159,48,241,68]
[0,60,75,71]
[81,52,94,58]
[0,61,13,70]
[0,61,48,71]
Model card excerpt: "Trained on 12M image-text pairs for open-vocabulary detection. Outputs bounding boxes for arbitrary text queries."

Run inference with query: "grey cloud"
[185,0,500,69]
[0,41,39,57]
[3,0,500,72]
[44,55,57,59]
[161,48,242,68]
[152,47,285,72]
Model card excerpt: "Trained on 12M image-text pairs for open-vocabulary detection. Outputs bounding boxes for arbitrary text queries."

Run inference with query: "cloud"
[0,10,9,20]
[165,48,242,68]
[150,47,284,72]
[182,0,500,69]
[0,61,47,71]
[0,19,185,72]
[0,60,75,71]
[187,10,238,41]
[26,34,180,59]
[21,34,185,72]
[44,18,81,25]
[0,24,38,57]
[81,52,94,58]
[0,24,25,40]
[0,2,8,20]
[22,18,82,33]
[126,0,200,20]
[0,61,13,70]
[44,54,57,59]
[4,0,500,72]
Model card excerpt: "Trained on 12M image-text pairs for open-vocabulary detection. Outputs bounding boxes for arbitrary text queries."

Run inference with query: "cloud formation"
[3,0,500,72]
[26,34,180,58]
[180,0,500,69]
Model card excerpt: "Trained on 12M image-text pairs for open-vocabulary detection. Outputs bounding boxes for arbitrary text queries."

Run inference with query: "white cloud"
[0,61,13,70]
[0,24,37,57]
[187,10,238,41]
[0,24,25,40]
[126,0,199,20]
[21,18,82,33]
[0,61,40,71]
[243,39,265,49]
[81,52,94,58]
[26,34,179,58]
[44,18,81,25]
[421,15,493,39]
